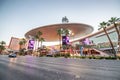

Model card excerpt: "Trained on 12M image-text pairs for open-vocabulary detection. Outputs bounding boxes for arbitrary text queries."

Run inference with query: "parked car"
[8,53,17,58]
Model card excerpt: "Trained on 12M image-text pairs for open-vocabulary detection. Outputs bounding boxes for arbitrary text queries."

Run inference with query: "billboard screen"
[62,36,69,45]
[28,40,35,50]
[83,38,91,45]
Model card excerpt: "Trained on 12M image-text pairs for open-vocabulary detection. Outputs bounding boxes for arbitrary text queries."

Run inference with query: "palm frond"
[98,21,107,30]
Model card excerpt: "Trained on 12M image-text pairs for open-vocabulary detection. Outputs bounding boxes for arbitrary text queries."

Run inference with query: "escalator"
[92,48,110,56]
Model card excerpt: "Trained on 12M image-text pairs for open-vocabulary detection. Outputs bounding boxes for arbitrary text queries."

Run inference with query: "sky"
[0,0,120,45]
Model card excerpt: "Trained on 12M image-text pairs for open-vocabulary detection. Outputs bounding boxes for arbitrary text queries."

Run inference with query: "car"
[8,53,17,58]
[46,54,53,57]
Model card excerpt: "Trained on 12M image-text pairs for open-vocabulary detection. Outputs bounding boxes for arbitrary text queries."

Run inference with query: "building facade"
[73,24,120,56]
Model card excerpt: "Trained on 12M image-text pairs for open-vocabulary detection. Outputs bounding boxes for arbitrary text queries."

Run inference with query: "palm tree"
[64,29,70,36]
[63,29,70,50]
[108,17,120,51]
[34,31,43,50]
[19,40,23,49]
[0,45,5,54]
[19,38,27,49]
[57,28,70,49]
[21,38,27,48]
[37,31,43,36]
[99,21,116,58]
[39,37,45,48]
[0,41,6,46]
[34,35,39,50]
[108,17,120,36]
[0,41,6,54]
[19,39,27,55]
[57,28,64,50]
[37,31,43,48]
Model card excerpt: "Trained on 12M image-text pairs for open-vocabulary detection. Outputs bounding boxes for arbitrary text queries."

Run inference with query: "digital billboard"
[28,40,35,50]
[83,38,91,45]
[62,36,69,45]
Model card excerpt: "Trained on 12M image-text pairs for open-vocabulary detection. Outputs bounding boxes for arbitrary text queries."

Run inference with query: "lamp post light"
[71,32,74,40]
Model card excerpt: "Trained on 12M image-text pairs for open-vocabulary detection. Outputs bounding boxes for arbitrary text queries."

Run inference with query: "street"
[0,55,120,80]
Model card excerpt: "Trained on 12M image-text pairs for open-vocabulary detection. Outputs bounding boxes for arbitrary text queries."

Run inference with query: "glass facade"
[89,29,117,45]
[74,26,119,49]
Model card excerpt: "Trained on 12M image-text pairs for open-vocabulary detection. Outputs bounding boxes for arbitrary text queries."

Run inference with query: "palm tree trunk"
[38,41,39,49]
[114,23,119,36]
[0,50,2,54]
[59,36,61,50]
[114,23,120,53]
[118,26,120,52]
[35,40,38,50]
[41,41,42,48]
[19,45,22,50]
[104,28,116,58]
[34,40,37,50]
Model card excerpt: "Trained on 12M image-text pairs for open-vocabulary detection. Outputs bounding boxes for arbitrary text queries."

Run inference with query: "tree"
[108,17,120,51]
[57,28,64,50]
[34,35,39,50]
[19,40,23,50]
[0,41,6,46]
[57,28,70,50]
[22,38,27,45]
[19,38,27,49]
[62,16,69,23]
[34,31,42,50]
[64,29,70,36]
[39,37,45,48]
[0,41,6,54]
[37,31,43,48]
[99,21,116,58]
[19,38,27,55]
[37,31,43,36]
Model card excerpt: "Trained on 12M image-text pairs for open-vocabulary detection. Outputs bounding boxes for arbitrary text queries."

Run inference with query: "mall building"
[8,17,120,56]
[24,16,120,56]
[73,23,120,56]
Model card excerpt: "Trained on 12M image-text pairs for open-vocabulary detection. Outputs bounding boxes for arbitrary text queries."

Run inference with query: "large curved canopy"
[25,23,93,42]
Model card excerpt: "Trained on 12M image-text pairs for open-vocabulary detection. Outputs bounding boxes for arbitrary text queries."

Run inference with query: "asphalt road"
[0,55,120,80]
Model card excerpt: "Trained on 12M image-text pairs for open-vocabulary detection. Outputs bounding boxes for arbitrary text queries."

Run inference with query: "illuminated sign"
[62,36,69,45]
[83,38,91,45]
[28,40,35,50]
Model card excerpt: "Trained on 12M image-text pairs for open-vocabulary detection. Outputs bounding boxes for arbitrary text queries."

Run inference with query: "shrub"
[64,53,70,58]
[95,56,104,59]
[105,56,116,60]
[79,56,86,59]
[54,53,61,57]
